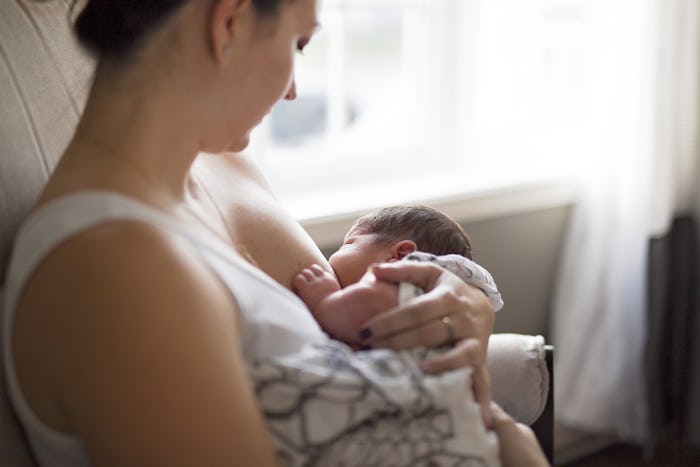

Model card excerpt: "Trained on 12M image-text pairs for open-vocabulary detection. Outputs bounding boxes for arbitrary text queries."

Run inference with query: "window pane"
[459,0,590,175]
[252,0,433,195]
[251,0,596,216]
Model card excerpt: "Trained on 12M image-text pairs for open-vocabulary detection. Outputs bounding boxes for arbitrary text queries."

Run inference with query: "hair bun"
[74,1,132,58]
[74,0,282,60]
[75,1,187,60]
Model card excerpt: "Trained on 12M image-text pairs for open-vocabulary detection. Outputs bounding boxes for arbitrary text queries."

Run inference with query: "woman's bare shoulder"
[12,220,277,465]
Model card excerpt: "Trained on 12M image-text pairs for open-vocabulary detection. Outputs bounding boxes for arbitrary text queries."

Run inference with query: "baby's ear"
[390,240,418,260]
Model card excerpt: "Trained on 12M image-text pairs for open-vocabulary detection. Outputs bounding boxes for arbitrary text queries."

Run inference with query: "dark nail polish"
[359,328,372,340]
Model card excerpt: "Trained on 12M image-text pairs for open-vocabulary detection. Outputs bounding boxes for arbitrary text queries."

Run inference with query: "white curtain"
[552,0,700,443]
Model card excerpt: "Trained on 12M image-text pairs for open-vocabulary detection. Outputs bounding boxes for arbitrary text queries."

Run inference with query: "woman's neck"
[71,62,202,203]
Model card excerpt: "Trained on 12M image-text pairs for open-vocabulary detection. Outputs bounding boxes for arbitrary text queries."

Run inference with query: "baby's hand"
[293,264,341,312]
[294,266,399,346]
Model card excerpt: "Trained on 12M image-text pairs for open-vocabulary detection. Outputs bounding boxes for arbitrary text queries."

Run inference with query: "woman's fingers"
[360,279,492,348]
[473,363,493,428]
[365,309,466,350]
[418,336,481,373]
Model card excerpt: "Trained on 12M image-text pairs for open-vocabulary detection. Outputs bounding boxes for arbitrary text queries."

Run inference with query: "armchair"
[0,1,553,465]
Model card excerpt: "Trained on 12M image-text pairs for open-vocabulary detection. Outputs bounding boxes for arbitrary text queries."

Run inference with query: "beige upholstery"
[489,333,549,425]
[0,0,94,283]
[1,1,93,465]
[0,2,549,466]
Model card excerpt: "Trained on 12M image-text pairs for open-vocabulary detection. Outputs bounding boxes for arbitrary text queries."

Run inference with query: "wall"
[464,205,572,339]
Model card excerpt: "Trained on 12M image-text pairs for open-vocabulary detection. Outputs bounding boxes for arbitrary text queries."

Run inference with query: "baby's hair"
[352,205,473,260]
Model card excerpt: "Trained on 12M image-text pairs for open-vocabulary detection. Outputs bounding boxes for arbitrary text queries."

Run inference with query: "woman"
[3,0,547,465]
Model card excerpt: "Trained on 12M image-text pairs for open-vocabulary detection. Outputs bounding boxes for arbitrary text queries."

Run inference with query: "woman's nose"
[284,79,297,101]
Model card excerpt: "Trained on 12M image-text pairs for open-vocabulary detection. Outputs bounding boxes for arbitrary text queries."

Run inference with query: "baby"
[293,205,503,346]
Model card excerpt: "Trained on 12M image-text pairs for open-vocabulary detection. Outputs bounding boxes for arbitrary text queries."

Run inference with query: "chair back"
[0,1,94,464]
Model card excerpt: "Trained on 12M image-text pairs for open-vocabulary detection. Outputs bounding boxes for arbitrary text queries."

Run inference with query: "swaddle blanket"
[252,340,500,466]
[400,252,504,312]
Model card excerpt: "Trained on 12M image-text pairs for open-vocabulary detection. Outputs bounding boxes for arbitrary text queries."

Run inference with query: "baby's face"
[329,228,392,288]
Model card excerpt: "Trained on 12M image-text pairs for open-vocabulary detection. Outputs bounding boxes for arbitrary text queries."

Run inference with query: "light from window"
[249,0,592,217]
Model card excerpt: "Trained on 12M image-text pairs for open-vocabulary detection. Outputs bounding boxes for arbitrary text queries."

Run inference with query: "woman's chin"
[224,134,250,153]
[201,129,251,154]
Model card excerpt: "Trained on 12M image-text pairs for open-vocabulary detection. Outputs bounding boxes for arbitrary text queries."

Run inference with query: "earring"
[223,45,232,56]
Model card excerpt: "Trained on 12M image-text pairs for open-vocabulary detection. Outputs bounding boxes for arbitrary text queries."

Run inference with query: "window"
[249,0,591,219]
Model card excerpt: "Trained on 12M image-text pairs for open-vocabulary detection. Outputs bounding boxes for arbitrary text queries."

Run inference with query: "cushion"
[488,333,549,425]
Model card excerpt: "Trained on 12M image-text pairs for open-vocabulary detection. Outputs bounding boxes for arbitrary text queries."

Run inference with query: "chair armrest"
[487,333,550,425]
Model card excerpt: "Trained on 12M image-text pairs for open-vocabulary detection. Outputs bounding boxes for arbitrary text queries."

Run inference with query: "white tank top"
[2,191,326,467]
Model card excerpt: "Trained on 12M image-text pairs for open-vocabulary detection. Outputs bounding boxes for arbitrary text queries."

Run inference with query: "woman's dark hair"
[352,205,473,260]
[74,0,286,61]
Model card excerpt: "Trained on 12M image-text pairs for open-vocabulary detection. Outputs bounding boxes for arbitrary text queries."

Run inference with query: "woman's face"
[222,0,319,151]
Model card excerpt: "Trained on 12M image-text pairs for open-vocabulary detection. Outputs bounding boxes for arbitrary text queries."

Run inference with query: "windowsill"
[278,171,579,249]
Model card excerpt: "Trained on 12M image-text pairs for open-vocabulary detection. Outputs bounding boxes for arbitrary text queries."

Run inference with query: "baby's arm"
[295,254,504,347]
[294,267,397,346]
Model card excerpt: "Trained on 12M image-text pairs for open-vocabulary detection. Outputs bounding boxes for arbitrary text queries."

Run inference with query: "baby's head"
[329,205,472,287]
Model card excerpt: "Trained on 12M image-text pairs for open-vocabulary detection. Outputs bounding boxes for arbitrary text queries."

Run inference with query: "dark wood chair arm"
[530,344,554,464]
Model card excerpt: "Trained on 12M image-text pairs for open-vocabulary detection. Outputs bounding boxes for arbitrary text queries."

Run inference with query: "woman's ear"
[390,240,418,260]
[209,0,249,63]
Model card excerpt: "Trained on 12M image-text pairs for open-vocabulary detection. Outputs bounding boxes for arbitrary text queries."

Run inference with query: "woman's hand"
[491,403,550,467]
[358,261,495,427]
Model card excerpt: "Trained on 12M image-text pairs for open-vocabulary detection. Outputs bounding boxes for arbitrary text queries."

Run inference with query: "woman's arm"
[491,403,550,467]
[14,222,277,466]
